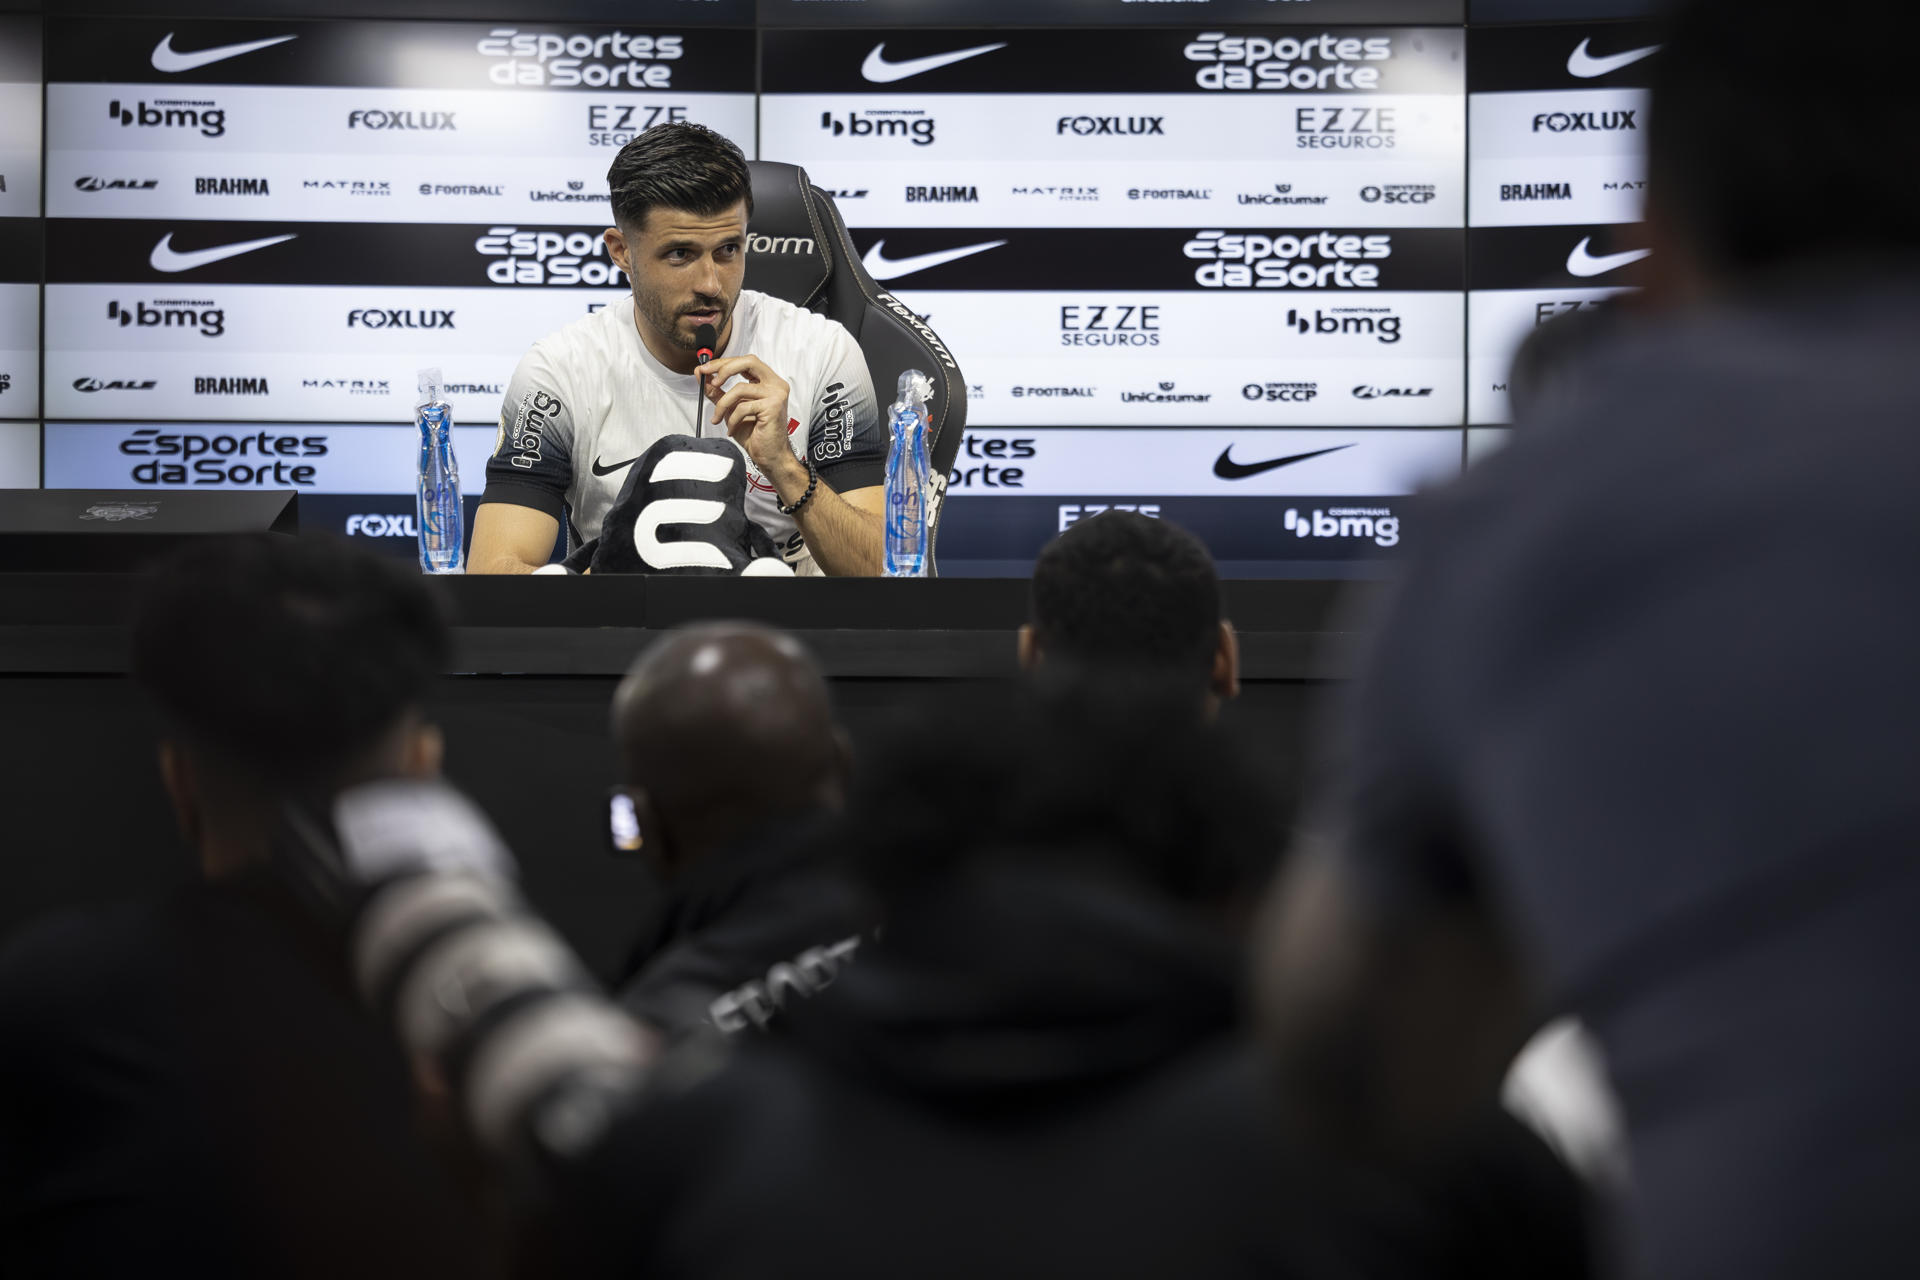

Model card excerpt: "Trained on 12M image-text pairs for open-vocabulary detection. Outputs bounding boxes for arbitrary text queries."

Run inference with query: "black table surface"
[0,574,1383,680]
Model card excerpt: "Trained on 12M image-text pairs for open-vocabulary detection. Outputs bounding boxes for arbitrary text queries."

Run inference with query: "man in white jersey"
[470,123,885,576]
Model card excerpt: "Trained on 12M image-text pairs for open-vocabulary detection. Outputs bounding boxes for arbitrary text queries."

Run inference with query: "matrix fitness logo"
[1184,32,1391,91]
[1184,230,1390,289]
[475,29,682,87]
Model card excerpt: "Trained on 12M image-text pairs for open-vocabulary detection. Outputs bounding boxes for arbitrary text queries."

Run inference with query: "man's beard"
[638,288,729,351]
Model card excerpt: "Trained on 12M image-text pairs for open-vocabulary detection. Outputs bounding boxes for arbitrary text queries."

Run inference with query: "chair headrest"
[745,161,832,310]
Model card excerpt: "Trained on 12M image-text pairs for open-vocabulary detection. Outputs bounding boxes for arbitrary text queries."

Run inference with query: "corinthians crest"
[79,501,160,522]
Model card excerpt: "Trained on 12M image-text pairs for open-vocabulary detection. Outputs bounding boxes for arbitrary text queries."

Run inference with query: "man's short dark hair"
[1649,0,1920,275]
[130,534,449,789]
[606,122,753,232]
[1030,511,1221,676]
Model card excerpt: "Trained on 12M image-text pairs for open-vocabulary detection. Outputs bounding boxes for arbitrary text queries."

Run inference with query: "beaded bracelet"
[777,458,819,517]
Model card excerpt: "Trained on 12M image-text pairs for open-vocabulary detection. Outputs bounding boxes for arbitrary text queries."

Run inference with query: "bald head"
[612,623,845,871]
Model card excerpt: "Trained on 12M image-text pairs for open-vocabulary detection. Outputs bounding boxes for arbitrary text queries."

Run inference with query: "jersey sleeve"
[805,325,884,494]
[481,347,577,521]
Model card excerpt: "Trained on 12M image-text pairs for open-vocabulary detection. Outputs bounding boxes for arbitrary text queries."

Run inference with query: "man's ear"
[402,722,445,779]
[1017,624,1041,672]
[157,741,201,846]
[1212,619,1241,702]
[603,225,631,277]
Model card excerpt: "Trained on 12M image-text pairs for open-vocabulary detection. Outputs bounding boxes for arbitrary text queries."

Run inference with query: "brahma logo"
[474,29,682,87]
[1184,32,1392,91]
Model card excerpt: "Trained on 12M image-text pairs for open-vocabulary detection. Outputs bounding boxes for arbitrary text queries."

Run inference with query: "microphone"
[693,322,717,435]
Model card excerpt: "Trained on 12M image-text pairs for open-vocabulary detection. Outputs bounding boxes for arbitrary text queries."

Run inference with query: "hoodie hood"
[785,862,1240,1110]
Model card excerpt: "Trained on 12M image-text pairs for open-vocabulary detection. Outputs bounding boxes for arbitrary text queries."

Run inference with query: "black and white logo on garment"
[1294,105,1396,150]
[348,108,456,130]
[819,109,935,146]
[905,184,977,203]
[1532,109,1636,133]
[529,180,608,204]
[475,29,684,89]
[476,226,627,286]
[1060,303,1160,348]
[586,102,684,146]
[306,179,393,196]
[595,437,790,576]
[1056,115,1163,136]
[76,176,158,192]
[1360,183,1435,205]
[1186,229,1391,290]
[109,298,224,337]
[1130,186,1211,201]
[1352,384,1430,399]
[1501,182,1572,201]
[1242,381,1318,402]
[1284,505,1399,547]
[1237,183,1327,207]
[349,307,454,330]
[195,376,269,395]
[301,376,390,395]
[860,41,1005,83]
[117,427,327,487]
[1287,306,1401,343]
[1013,184,1098,202]
[108,98,225,137]
[1121,380,1208,405]
[1184,32,1393,92]
[195,176,269,196]
[810,380,852,464]
[74,377,157,392]
[1213,442,1349,480]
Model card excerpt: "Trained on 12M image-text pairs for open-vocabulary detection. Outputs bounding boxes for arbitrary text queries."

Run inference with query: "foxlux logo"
[821,111,935,145]
[1185,32,1392,91]
[476,227,626,286]
[1284,506,1400,547]
[349,308,454,329]
[1057,116,1163,136]
[1185,230,1390,289]
[349,109,455,130]
[347,513,418,537]
[475,29,682,87]
[108,99,224,137]
[110,299,224,337]
[1533,110,1636,133]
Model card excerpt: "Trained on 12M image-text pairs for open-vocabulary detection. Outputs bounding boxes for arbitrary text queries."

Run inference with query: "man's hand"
[699,355,803,490]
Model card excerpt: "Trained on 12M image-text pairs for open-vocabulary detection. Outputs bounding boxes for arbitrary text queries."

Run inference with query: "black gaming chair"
[743,161,967,573]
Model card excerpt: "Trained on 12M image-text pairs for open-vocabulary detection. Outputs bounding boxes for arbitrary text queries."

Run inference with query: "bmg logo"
[819,111,935,146]
[108,99,226,138]
[108,300,224,338]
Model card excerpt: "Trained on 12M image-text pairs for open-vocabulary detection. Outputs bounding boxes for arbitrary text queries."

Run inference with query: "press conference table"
[0,574,1380,973]
[0,573,1378,679]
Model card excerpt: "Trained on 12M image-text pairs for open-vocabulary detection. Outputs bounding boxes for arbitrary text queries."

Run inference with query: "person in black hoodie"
[609,622,871,1036]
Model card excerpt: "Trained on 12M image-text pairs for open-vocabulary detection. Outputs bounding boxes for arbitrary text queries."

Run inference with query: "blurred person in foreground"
[609,622,869,1036]
[1021,510,1239,714]
[1257,1,1920,1276]
[314,675,1588,1278]
[0,536,501,1278]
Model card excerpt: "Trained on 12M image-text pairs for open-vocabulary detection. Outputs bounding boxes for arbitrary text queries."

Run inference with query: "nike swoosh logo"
[149,231,297,273]
[861,238,1006,282]
[1565,235,1651,278]
[1566,37,1659,79]
[860,41,1007,83]
[591,454,641,477]
[151,32,298,74]
[1212,444,1352,481]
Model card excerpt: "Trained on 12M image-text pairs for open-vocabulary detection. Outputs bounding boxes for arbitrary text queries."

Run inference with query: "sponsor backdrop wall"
[0,0,1655,574]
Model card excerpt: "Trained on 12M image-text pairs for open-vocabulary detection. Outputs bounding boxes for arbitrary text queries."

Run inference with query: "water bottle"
[415,366,464,574]
[884,369,933,578]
